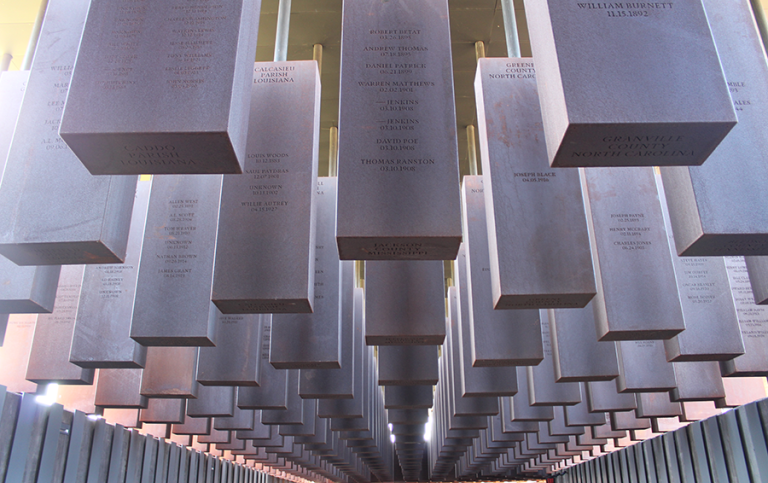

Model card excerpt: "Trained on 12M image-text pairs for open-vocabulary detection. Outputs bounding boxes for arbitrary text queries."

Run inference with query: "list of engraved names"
[157,196,199,281]
[356,27,438,173]
[100,0,230,91]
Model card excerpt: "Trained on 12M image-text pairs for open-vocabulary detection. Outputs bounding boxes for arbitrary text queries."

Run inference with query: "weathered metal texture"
[384,386,433,410]
[235,417,273,441]
[577,429,607,449]
[591,420,626,441]
[582,167,685,340]
[323,339,370,420]
[238,426,283,450]
[548,406,585,437]
[656,171,745,362]
[721,256,768,376]
[444,294,499,417]
[26,265,95,385]
[491,413,529,441]
[103,408,141,429]
[585,380,636,413]
[139,347,199,399]
[316,310,367,418]
[214,407,256,431]
[59,0,261,175]
[474,58,595,309]
[171,416,211,436]
[69,179,150,369]
[523,432,556,456]
[213,61,319,314]
[448,285,517,397]
[0,0,139,265]
[661,0,768,256]
[387,409,428,425]
[139,398,186,424]
[616,340,677,393]
[634,392,682,418]
[278,399,317,437]
[270,179,342,369]
[261,371,305,425]
[365,260,445,345]
[564,386,608,427]
[336,0,462,260]
[527,310,581,406]
[95,368,147,408]
[198,428,230,444]
[0,255,60,313]
[197,310,264,386]
[507,367,554,422]
[746,256,768,305]
[131,174,222,346]
[378,345,438,386]
[264,435,295,456]
[550,304,619,382]
[523,0,735,168]
[237,320,289,410]
[460,181,543,367]
[299,267,357,399]
[669,361,726,402]
[187,385,235,418]
[663,254,744,362]
[215,436,246,452]
[610,411,651,432]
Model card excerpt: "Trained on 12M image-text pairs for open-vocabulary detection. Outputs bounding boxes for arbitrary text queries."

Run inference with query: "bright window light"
[423,412,433,441]
[35,383,58,406]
